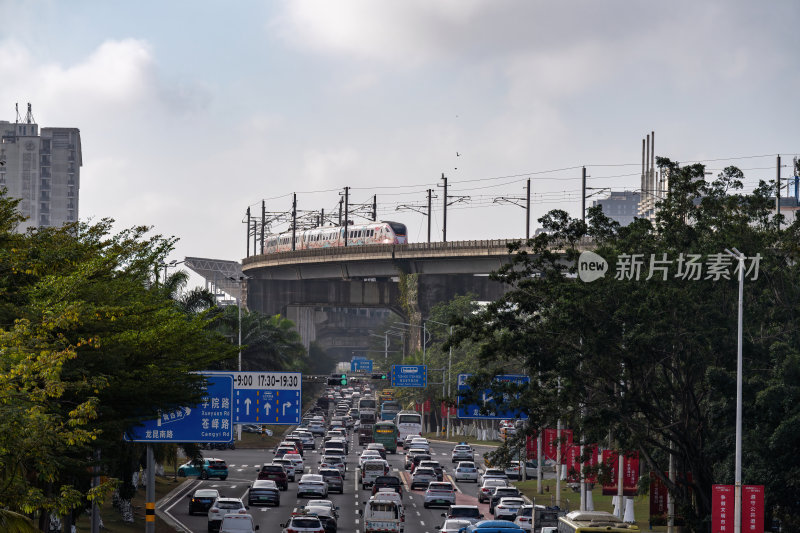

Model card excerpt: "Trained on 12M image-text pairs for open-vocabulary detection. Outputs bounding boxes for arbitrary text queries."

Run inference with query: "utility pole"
[246,207,251,257]
[441,174,448,242]
[372,194,377,221]
[344,186,350,246]
[260,201,265,254]
[338,197,343,226]
[776,155,782,229]
[291,193,297,251]
[581,167,587,222]
[526,178,531,239]
[427,189,433,243]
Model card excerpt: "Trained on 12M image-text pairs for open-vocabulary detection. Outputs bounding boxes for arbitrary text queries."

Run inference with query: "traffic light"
[340,374,347,386]
[381,374,387,380]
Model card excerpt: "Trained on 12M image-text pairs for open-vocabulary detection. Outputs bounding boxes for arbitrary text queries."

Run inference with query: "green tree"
[213,306,307,371]
[0,190,234,527]
[452,161,800,529]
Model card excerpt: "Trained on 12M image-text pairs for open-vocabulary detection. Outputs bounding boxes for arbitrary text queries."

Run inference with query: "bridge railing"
[242,237,594,266]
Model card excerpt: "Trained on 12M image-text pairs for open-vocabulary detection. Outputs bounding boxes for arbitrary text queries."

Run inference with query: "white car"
[504,461,522,480]
[359,450,383,468]
[439,519,473,533]
[208,498,248,531]
[273,458,296,481]
[513,505,534,531]
[454,461,479,482]
[220,514,259,533]
[286,454,305,474]
[479,468,509,484]
[451,444,474,463]
[478,479,509,503]
[298,474,329,498]
[493,497,526,520]
[320,455,346,477]
[281,515,325,533]
[423,482,456,508]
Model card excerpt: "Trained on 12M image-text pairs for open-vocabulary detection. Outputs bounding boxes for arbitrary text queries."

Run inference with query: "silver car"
[438,519,472,533]
[411,467,437,490]
[423,482,456,508]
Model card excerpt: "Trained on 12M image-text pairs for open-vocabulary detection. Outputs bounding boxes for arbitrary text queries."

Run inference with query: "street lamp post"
[725,248,746,533]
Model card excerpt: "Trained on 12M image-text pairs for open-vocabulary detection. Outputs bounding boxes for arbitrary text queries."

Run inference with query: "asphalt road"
[157,432,517,533]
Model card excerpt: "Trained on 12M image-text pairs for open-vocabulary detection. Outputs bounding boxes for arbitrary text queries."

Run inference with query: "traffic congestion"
[159,383,640,533]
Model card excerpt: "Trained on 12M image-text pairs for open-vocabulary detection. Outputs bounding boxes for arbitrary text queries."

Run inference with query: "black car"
[371,475,403,497]
[187,488,219,515]
[248,480,280,507]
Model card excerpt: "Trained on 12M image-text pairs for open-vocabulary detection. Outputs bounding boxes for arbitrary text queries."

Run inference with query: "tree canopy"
[451,160,800,529]
[0,190,236,522]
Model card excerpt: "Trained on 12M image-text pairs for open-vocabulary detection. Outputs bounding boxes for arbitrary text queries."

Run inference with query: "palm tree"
[0,510,36,533]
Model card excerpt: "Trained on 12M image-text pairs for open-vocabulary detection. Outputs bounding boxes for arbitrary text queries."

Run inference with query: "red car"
[257,463,289,490]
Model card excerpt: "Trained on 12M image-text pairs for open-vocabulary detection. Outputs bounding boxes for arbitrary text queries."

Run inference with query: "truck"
[361,498,404,533]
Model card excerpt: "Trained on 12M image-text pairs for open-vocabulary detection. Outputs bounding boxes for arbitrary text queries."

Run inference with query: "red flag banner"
[565,444,599,483]
[601,450,639,496]
[743,485,765,533]
[649,472,668,526]
[712,485,734,533]
[543,428,573,461]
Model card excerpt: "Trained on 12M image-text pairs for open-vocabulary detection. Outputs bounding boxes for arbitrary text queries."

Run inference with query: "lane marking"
[420,521,425,526]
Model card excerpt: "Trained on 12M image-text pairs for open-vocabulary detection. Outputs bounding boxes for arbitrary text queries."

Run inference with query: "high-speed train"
[262,221,407,254]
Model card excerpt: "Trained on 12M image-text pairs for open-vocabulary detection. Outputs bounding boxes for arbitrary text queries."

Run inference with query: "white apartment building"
[0,106,82,231]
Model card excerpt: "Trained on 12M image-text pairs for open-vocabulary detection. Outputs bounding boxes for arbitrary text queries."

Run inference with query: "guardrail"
[242,238,594,266]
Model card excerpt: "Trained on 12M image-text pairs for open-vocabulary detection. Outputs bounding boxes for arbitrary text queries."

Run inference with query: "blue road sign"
[457,374,530,420]
[230,372,302,425]
[391,365,427,388]
[351,359,373,372]
[125,374,234,443]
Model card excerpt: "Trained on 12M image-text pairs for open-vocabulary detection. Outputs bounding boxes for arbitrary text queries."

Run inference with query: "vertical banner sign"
[565,444,599,483]
[543,428,574,461]
[712,484,734,533]
[649,472,669,526]
[526,434,537,460]
[742,485,765,533]
[601,450,639,496]
[565,446,581,482]
[623,451,640,493]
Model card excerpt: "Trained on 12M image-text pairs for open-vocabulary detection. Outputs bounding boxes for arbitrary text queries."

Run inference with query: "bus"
[394,410,423,442]
[556,511,640,533]
[380,400,401,421]
[359,397,377,413]
[372,421,399,453]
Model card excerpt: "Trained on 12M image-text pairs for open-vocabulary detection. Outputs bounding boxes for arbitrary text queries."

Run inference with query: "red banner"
[712,485,734,533]
[542,428,573,461]
[415,400,431,413]
[649,472,669,525]
[526,434,536,460]
[440,402,457,418]
[743,485,765,533]
[601,450,639,496]
[565,444,599,483]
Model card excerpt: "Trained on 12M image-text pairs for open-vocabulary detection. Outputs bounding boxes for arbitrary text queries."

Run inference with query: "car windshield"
[292,519,322,528]
[216,501,243,509]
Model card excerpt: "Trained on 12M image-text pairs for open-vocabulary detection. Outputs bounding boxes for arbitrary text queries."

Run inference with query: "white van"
[361,459,388,487]
[361,499,403,533]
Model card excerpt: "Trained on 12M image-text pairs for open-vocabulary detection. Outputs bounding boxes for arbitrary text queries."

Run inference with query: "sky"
[1,0,798,287]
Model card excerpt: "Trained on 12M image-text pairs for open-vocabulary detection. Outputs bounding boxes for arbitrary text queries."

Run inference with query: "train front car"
[385,221,407,244]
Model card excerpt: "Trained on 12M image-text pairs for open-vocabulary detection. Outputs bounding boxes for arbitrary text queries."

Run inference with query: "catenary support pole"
[581,167,586,222]
[442,174,448,242]
[291,193,297,251]
[777,155,782,230]
[260,200,265,253]
[344,187,350,246]
[246,207,251,257]
[427,189,433,243]
[526,178,531,239]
